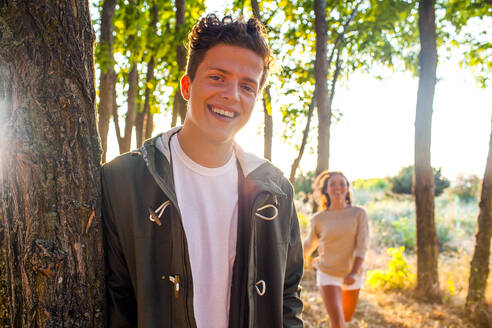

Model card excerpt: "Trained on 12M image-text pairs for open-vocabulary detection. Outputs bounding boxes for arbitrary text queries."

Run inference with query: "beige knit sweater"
[304,206,369,278]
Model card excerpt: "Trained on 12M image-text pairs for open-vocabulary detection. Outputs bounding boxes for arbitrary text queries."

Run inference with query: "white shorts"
[316,270,365,290]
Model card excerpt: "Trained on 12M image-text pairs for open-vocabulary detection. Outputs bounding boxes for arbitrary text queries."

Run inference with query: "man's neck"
[176,128,233,168]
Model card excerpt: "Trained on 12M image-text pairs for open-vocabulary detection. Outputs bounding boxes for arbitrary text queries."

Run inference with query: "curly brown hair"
[313,171,352,211]
[186,14,272,89]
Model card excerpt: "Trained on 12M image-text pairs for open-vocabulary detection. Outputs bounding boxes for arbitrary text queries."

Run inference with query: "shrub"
[436,223,454,251]
[451,174,481,202]
[389,165,450,196]
[294,171,315,195]
[352,178,389,191]
[390,166,413,194]
[367,247,416,290]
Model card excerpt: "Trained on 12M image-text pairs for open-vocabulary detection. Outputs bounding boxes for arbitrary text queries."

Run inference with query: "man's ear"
[180,75,191,101]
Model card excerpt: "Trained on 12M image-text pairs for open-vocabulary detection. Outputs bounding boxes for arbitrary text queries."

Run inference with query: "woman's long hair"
[313,171,352,211]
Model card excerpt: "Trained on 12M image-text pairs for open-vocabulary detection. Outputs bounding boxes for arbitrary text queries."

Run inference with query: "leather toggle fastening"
[169,275,180,298]
[149,200,171,226]
[255,280,266,296]
[255,204,278,221]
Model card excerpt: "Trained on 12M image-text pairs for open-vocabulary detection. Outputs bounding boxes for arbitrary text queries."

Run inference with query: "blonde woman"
[304,171,369,328]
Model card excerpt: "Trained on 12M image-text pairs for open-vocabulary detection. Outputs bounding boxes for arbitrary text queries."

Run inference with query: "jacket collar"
[141,127,287,198]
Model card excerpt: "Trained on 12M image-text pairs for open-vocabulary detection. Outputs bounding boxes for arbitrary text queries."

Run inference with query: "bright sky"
[105,1,492,182]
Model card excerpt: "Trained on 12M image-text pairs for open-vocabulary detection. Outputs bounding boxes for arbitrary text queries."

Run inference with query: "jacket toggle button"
[255,204,278,221]
[148,200,171,226]
[169,275,180,298]
[255,280,266,296]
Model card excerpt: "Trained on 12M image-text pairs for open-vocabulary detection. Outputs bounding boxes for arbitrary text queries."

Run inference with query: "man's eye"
[242,85,255,93]
[210,75,221,81]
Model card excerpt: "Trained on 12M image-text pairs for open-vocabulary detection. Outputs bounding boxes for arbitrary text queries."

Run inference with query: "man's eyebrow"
[207,67,259,86]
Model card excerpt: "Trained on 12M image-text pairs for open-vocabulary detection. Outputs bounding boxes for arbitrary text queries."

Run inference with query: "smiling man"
[101,15,303,328]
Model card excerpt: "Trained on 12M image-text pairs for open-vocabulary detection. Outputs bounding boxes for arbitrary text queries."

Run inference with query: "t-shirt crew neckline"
[325,205,353,212]
[171,134,236,176]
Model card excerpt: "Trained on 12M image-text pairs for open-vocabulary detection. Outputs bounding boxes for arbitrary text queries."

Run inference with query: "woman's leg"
[342,289,360,322]
[319,285,345,328]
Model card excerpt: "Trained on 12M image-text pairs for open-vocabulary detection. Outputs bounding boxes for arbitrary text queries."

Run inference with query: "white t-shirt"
[170,134,238,328]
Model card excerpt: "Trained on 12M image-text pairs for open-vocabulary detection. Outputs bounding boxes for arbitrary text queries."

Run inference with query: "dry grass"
[300,247,492,328]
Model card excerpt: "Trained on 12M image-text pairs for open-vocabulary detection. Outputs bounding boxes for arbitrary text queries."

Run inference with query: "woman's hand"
[343,272,357,285]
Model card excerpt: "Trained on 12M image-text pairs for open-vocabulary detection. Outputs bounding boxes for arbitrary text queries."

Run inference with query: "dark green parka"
[102,128,304,327]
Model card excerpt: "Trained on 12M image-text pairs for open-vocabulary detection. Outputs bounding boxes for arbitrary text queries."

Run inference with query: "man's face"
[180,44,264,144]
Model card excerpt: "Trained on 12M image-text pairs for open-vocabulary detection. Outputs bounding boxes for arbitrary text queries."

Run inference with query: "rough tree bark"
[314,0,329,176]
[465,117,492,319]
[97,0,117,163]
[414,0,440,300]
[172,0,187,128]
[0,1,104,326]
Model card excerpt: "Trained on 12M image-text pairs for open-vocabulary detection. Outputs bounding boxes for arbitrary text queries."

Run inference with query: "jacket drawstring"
[148,200,171,226]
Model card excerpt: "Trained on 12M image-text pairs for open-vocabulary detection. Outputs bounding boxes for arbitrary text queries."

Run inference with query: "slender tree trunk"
[116,63,138,153]
[262,88,273,161]
[135,110,145,148]
[115,0,138,154]
[142,5,157,140]
[172,0,187,127]
[314,0,330,176]
[414,0,440,301]
[465,118,492,318]
[0,1,104,326]
[142,56,155,140]
[251,0,273,161]
[289,99,315,184]
[98,0,117,163]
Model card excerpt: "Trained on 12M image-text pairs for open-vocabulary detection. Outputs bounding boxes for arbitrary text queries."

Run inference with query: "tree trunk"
[414,0,440,301]
[0,1,104,326]
[289,99,315,184]
[465,117,492,318]
[172,0,187,127]
[0,220,7,325]
[117,63,138,153]
[142,5,157,141]
[97,0,117,163]
[135,110,145,148]
[115,0,138,154]
[251,0,273,161]
[314,0,330,176]
[262,88,273,161]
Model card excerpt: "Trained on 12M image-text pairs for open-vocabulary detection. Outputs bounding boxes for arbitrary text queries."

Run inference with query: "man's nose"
[222,81,240,102]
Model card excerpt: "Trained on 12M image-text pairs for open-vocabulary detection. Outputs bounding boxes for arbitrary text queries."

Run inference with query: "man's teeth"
[211,106,234,118]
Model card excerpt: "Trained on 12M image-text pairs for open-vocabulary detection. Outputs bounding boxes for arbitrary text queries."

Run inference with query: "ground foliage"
[300,246,492,328]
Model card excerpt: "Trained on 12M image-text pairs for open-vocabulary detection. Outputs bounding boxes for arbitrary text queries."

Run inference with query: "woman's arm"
[303,218,319,258]
[343,256,364,285]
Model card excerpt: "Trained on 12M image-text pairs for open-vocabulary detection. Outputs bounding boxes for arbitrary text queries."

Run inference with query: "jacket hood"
[151,126,266,178]
[144,127,287,198]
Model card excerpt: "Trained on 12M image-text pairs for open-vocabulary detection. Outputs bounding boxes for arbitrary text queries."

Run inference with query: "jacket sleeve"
[101,166,138,327]
[282,182,304,327]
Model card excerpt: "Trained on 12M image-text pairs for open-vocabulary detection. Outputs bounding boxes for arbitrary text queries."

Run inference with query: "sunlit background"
[96,1,492,183]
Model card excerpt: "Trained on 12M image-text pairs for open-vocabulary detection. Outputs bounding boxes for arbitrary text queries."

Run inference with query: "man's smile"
[208,104,238,119]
